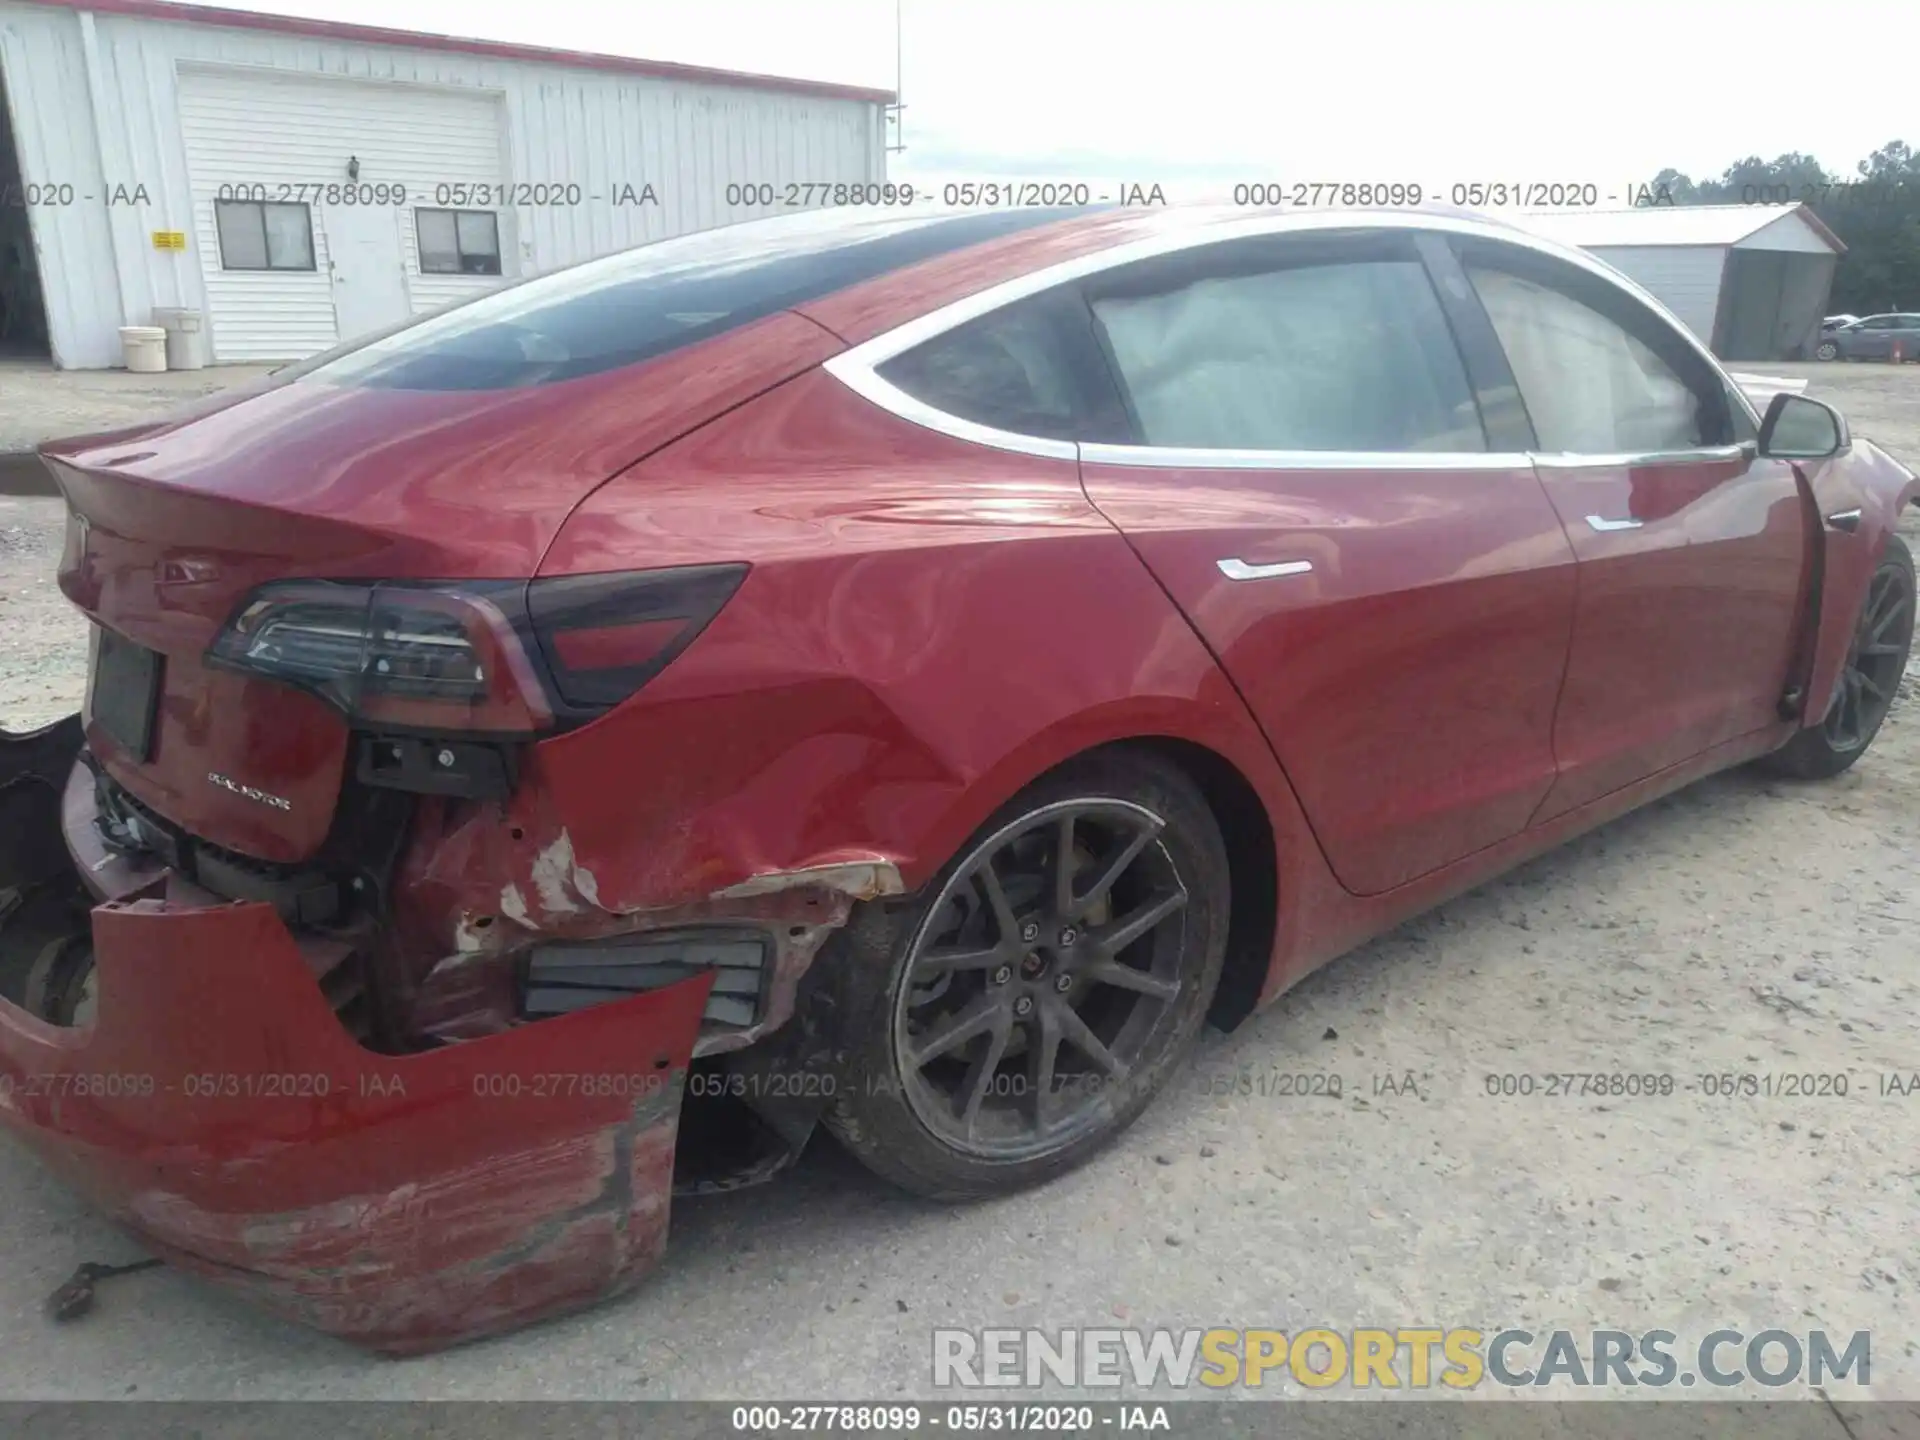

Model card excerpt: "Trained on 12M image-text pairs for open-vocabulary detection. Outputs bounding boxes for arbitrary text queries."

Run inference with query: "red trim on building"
[11,0,896,104]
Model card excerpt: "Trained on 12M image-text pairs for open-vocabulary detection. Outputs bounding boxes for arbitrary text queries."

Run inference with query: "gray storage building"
[1516,203,1845,363]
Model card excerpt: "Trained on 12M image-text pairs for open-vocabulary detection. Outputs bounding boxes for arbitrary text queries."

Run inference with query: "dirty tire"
[823,748,1229,1201]
[1814,341,1839,361]
[1760,535,1914,780]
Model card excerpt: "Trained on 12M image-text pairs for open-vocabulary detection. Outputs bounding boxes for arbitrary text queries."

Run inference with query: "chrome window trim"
[1533,444,1752,469]
[825,356,1079,461]
[821,206,1765,463]
[1079,442,1535,472]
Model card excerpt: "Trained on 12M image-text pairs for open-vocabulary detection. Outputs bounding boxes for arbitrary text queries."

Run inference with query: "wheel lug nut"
[1013,996,1034,1017]
[1053,974,1072,993]
[1020,920,1040,943]
[1058,926,1078,946]
[991,964,1013,986]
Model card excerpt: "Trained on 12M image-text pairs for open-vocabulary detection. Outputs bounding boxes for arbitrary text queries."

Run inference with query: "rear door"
[1435,236,1809,821]
[1069,231,1578,896]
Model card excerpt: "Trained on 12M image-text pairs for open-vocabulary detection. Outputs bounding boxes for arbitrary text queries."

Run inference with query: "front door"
[323,206,412,343]
[1073,232,1578,896]
[1444,239,1809,821]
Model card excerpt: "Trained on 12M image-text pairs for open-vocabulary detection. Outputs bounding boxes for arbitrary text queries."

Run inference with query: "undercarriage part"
[672,1069,807,1195]
[0,716,90,1020]
[45,1258,163,1323]
[0,714,83,887]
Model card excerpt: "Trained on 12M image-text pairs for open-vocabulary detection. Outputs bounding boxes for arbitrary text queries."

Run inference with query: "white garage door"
[178,68,506,362]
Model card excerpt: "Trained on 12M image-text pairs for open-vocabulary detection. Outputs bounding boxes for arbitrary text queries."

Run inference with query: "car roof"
[797,201,1544,345]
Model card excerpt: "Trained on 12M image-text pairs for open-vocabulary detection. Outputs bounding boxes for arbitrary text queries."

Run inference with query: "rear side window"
[285,208,1087,391]
[1087,258,1487,452]
[876,291,1126,443]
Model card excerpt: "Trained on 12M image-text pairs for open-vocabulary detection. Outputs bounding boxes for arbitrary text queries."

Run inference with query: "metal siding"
[0,1,883,367]
[0,5,120,367]
[1734,212,1834,255]
[1519,204,1826,250]
[1582,244,1728,345]
[176,67,506,360]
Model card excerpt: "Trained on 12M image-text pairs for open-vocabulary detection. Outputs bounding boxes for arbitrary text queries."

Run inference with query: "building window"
[214,200,316,271]
[416,209,502,276]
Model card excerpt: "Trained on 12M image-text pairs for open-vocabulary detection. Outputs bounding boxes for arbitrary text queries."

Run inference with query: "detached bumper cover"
[0,887,711,1354]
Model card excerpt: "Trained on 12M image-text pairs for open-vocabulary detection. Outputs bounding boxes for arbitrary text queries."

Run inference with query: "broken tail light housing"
[206,565,749,735]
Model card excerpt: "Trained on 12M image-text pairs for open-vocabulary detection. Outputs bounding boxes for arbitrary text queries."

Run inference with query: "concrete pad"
[0,359,277,461]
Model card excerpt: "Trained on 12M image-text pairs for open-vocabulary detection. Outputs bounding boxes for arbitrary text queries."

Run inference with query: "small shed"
[1516,204,1846,363]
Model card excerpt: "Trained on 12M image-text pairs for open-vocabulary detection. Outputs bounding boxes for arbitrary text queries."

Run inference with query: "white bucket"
[119,325,168,374]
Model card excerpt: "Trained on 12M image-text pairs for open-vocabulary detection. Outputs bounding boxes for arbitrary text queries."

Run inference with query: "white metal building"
[1516,204,1846,362]
[0,0,891,368]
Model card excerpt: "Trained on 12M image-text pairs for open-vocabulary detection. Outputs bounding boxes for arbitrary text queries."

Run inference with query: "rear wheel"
[824,751,1228,1200]
[1760,535,1914,779]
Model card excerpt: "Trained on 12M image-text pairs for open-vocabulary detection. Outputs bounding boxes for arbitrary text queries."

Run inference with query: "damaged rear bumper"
[0,729,713,1354]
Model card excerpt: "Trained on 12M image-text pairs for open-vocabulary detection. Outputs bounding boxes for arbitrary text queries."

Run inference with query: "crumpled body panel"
[0,885,709,1354]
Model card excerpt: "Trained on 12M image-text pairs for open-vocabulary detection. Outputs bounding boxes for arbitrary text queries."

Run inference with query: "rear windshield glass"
[286,208,1089,391]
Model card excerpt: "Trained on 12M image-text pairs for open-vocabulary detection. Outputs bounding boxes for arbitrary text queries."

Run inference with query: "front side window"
[1465,264,1709,454]
[417,209,502,277]
[214,200,315,271]
[1086,257,1487,452]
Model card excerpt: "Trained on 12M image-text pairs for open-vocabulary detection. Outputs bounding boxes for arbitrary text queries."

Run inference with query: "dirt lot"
[0,363,1915,1406]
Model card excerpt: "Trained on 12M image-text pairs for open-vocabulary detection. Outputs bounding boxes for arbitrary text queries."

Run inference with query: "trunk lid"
[48,312,842,863]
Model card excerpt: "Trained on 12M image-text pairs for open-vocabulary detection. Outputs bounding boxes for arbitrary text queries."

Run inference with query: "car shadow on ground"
[662,759,1799,1254]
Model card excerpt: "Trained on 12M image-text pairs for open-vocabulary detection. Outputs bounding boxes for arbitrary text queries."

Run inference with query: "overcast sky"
[184,0,1917,194]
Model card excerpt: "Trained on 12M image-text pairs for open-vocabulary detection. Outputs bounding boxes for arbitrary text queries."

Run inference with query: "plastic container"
[150,307,208,371]
[119,326,168,374]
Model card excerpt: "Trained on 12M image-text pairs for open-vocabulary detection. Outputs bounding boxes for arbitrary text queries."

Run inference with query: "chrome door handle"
[1217,558,1313,581]
[1826,507,1862,533]
[1584,514,1643,532]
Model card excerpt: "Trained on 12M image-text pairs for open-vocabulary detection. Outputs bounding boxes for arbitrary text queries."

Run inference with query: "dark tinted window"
[876,290,1126,442]
[1088,255,1486,452]
[287,208,1088,391]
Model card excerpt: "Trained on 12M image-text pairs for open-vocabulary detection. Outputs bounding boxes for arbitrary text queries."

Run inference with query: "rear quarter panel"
[531,368,1310,919]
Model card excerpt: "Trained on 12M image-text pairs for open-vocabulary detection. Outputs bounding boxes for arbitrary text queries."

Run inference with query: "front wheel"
[1815,340,1839,361]
[1760,535,1914,779]
[824,750,1229,1200]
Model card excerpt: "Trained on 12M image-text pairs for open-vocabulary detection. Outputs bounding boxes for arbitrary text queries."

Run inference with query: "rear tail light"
[206,566,747,733]
[526,564,747,708]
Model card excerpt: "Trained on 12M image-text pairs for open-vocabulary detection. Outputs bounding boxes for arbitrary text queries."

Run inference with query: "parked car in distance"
[1816,312,1920,360]
[1,203,1916,1356]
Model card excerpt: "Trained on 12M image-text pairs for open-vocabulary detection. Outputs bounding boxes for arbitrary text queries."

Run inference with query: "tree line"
[1647,141,1919,314]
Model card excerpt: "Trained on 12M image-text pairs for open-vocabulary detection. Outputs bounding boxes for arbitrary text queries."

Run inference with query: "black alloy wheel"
[1825,550,1913,753]
[1761,535,1914,780]
[894,797,1189,1160]
[824,751,1229,1199]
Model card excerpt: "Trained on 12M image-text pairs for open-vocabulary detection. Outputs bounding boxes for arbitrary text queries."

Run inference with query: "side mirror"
[1759,392,1848,460]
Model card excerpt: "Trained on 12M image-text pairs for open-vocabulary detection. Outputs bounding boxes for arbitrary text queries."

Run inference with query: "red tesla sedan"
[0,204,1913,1353]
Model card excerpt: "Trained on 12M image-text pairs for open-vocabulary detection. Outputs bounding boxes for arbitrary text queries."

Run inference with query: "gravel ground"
[0,364,1915,1405]
[0,360,275,454]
